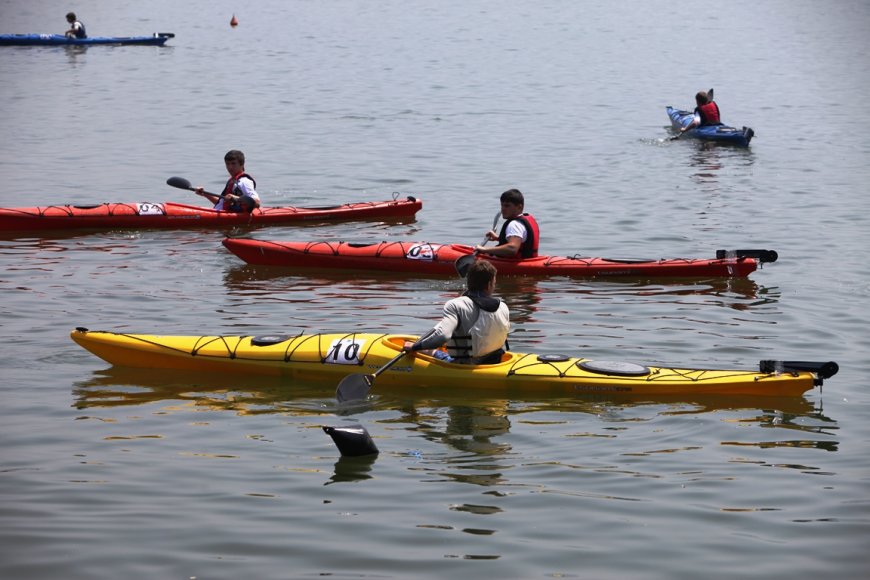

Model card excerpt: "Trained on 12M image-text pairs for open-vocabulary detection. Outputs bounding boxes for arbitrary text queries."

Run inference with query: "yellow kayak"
[70,328,837,397]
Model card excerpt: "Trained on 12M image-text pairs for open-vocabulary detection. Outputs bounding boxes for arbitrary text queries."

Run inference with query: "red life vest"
[696,101,721,126]
[498,213,540,258]
[221,172,257,212]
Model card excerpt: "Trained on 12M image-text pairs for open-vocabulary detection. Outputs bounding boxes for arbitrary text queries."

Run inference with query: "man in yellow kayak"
[403,260,510,365]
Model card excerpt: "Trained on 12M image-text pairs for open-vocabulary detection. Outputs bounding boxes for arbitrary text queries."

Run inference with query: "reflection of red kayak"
[0,196,421,233]
[222,238,777,279]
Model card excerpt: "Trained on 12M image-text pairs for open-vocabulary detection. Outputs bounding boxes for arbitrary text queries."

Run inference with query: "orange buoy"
[230,14,238,27]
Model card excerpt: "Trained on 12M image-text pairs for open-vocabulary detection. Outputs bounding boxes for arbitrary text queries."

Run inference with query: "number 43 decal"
[325,338,366,365]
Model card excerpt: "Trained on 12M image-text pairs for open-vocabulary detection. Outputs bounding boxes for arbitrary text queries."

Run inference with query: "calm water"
[1,0,869,578]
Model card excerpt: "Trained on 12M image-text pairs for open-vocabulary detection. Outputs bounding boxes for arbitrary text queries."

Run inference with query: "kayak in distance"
[0,195,422,234]
[221,238,778,279]
[0,33,175,46]
[667,106,755,146]
[70,328,838,398]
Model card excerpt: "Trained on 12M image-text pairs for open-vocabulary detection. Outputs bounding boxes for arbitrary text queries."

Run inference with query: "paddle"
[335,351,407,403]
[759,360,839,379]
[166,176,222,198]
[670,87,714,140]
[454,211,501,277]
[167,175,256,212]
[715,249,778,263]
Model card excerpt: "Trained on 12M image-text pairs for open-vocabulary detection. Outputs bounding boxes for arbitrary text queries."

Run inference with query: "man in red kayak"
[195,149,260,213]
[403,260,510,365]
[681,90,722,133]
[474,188,540,258]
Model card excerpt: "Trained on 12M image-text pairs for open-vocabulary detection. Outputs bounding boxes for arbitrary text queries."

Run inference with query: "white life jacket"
[449,296,510,359]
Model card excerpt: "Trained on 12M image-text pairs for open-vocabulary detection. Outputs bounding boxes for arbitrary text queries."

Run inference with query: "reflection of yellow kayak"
[70,328,836,397]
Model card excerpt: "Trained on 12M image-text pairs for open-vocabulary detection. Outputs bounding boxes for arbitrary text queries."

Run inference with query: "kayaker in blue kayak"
[474,188,540,258]
[195,149,260,212]
[64,12,87,39]
[403,260,510,365]
[681,90,722,133]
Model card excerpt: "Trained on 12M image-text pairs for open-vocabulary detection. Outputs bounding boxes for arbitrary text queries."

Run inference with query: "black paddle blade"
[335,373,374,403]
[166,176,193,190]
[323,425,379,456]
[454,254,476,277]
[716,249,779,263]
[759,360,839,379]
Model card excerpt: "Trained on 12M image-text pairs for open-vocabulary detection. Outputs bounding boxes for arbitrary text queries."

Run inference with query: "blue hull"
[0,33,174,46]
[666,106,754,146]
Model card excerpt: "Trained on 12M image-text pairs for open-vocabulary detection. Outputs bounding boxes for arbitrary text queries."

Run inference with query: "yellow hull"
[70,328,823,397]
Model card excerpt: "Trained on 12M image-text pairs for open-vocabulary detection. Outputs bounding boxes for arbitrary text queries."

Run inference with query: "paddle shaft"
[371,351,407,379]
[481,211,501,245]
[165,176,223,199]
[335,350,407,403]
[455,211,502,277]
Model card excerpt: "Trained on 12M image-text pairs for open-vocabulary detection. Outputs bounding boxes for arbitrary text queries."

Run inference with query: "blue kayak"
[0,33,174,46]
[666,106,754,146]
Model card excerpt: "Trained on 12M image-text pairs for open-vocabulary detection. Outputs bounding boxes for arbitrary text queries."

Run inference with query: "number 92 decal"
[137,203,166,216]
[405,243,439,261]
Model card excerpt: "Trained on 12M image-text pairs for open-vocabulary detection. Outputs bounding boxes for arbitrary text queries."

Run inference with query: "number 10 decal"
[325,338,366,365]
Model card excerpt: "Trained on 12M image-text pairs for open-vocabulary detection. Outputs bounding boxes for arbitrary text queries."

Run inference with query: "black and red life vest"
[222,172,256,212]
[498,213,540,258]
[696,101,722,126]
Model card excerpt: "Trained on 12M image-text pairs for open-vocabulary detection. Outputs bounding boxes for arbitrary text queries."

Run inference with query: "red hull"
[222,239,766,279]
[0,197,421,233]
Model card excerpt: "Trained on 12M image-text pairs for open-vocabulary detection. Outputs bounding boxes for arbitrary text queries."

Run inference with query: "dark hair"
[224,149,246,166]
[66,12,77,21]
[695,91,709,105]
[466,260,497,292]
[500,188,524,206]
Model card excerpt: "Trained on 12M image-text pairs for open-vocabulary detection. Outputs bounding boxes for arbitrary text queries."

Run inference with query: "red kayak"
[0,196,421,234]
[222,238,777,279]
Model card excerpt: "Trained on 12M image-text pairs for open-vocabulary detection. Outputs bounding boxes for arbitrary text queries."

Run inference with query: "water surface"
[1,1,868,578]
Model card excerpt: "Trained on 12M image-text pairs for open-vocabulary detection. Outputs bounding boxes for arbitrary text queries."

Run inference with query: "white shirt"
[504,219,528,242]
